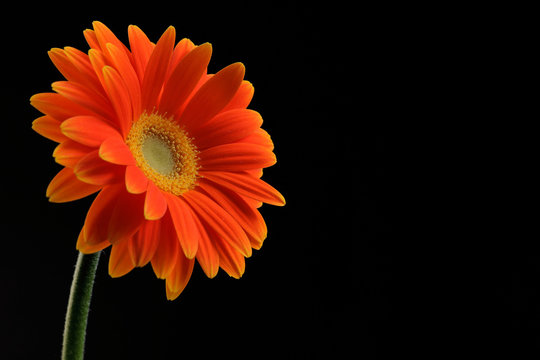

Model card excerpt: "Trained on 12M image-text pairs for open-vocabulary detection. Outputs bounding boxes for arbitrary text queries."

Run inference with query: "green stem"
[62,251,100,360]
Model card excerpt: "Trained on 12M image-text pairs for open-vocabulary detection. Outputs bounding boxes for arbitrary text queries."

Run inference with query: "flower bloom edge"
[31,21,285,300]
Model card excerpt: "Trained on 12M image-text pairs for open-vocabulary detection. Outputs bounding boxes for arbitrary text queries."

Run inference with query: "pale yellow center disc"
[141,135,176,175]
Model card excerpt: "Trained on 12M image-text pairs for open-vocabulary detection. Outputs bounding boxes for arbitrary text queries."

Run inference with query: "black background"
[0,2,435,359]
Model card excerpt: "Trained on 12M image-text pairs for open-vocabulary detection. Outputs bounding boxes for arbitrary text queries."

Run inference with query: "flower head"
[31,22,284,300]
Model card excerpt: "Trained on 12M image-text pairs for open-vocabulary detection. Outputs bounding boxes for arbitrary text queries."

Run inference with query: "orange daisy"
[31,21,285,300]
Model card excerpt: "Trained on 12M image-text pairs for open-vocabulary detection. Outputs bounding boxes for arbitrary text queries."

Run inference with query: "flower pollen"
[127,112,199,195]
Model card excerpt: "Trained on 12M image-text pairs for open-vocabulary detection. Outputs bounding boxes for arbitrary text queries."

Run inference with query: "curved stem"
[62,251,100,360]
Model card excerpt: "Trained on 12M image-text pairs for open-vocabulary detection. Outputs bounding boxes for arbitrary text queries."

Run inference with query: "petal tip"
[230,62,246,77]
[199,42,213,54]
[29,94,40,105]
[144,185,168,220]
[166,287,181,301]
[160,25,176,44]
[183,248,197,260]
[92,20,105,28]
[144,208,167,221]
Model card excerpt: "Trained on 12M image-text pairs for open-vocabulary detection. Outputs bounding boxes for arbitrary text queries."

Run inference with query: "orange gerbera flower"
[31,21,285,300]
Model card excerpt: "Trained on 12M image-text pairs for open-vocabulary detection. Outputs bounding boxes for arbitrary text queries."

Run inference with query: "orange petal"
[144,182,168,220]
[92,21,131,60]
[125,165,148,194]
[246,169,263,178]
[141,26,175,112]
[222,80,254,111]
[61,115,122,147]
[199,179,267,249]
[199,143,276,171]
[241,196,263,209]
[129,219,160,267]
[30,93,94,121]
[63,47,106,97]
[239,170,263,209]
[84,184,123,245]
[239,128,275,151]
[174,73,212,118]
[192,109,263,150]
[88,49,108,96]
[53,140,94,168]
[159,43,212,116]
[48,48,104,97]
[164,193,199,259]
[193,213,219,278]
[106,43,141,118]
[99,137,136,165]
[102,66,132,137]
[128,25,154,84]
[165,251,195,300]
[74,149,124,185]
[32,115,68,143]
[107,190,145,244]
[151,213,179,279]
[183,189,251,257]
[199,171,285,206]
[179,63,245,132]
[52,81,115,122]
[76,226,110,254]
[83,29,100,50]
[47,167,102,203]
[212,232,245,279]
[109,239,136,278]
[49,48,83,83]
[167,38,196,79]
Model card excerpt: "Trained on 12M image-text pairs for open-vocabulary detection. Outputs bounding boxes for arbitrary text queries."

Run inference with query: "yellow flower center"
[127,112,199,195]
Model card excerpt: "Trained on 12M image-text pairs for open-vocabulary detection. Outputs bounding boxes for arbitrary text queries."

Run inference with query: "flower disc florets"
[127,112,199,195]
